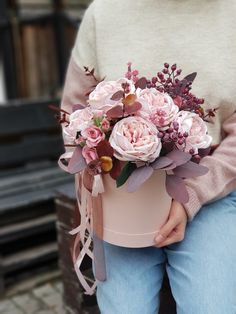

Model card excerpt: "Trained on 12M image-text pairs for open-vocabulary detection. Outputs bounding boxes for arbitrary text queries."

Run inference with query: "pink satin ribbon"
[58,156,106,295]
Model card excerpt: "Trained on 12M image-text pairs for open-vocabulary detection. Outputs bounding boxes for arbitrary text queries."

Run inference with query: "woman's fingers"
[154,200,187,247]
[154,219,177,244]
[155,223,185,247]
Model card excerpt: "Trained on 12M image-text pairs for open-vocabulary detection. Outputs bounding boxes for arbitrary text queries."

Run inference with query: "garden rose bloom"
[174,111,212,153]
[82,146,98,164]
[81,125,105,147]
[136,88,179,130]
[63,107,94,144]
[89,78,135,112]
[109,116,162,162]
[101,118,110,131]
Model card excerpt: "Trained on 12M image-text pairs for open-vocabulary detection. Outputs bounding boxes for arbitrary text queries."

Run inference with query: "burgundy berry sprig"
[48,104,70,125]
[147,63,205,115]
[158,122,189,150]
[83,66,106,97]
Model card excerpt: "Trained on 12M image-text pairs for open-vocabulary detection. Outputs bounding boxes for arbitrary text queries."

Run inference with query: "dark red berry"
[152,77,158,84]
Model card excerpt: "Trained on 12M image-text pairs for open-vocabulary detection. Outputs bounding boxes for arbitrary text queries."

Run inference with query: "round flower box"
[98,169,172,248]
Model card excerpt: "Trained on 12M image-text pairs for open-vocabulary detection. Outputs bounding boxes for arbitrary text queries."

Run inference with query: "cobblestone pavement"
[0,280,66,314]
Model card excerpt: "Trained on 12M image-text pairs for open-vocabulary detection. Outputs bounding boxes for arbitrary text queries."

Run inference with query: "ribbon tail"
[91,194,106,281]
[68,172,107,295]
[92,174,105,197]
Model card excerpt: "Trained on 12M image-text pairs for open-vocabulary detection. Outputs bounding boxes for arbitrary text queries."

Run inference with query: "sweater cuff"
[183,186,202,221]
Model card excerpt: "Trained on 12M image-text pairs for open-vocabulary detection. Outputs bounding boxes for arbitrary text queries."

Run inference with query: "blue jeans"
[92,190,236,314]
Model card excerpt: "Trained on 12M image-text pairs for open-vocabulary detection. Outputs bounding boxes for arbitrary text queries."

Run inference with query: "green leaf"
[116,162,137,188]
[93,116,103,127]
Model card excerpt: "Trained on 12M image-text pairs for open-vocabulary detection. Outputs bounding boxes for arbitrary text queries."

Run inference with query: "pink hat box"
[99,169,172,248]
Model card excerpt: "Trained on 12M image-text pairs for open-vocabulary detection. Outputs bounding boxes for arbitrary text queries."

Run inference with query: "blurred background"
[0,1,99,314]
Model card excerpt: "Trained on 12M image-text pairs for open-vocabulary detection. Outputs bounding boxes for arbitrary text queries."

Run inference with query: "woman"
[61,0,236,313]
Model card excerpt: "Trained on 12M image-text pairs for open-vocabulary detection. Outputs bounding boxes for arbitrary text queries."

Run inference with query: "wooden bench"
[55,182,176,314]
[0,99,73,295]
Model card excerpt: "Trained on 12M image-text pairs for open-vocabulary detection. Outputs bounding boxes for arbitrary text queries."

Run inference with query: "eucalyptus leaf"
[135,77,147,89]
[165,174,189,203]
[151,157,173,169]
[166,150,191,167]
[173,161,209,178]
[127,166,154,192]
[68,146,87,174]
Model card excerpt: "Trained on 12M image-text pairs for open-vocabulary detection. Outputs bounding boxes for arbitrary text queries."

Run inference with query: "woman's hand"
[154,200,188,247]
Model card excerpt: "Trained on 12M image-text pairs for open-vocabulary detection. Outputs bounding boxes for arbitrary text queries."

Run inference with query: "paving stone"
[41,293,63,309]
[0,280,71,314]
[0,299,24,314]
[12,293,42,313]
[35,311,55,314]
[53,282,63,294]
[53,306,66,314]
[33,284,58,299]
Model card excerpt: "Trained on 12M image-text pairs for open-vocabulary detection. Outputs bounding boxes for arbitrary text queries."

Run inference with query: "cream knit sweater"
[62,0,236,220]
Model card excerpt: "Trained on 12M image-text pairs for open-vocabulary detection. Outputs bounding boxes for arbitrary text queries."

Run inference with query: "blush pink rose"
[63,107,94,144]
[82,146,98,164]
[109,116,162,162]
[89,78,135,112]
[174,111,212,153]
[101,118,110,131]
[136,88,179,130]
[81,125,105,148]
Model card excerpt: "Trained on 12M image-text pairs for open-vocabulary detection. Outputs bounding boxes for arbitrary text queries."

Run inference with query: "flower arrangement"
[54,63,217,204]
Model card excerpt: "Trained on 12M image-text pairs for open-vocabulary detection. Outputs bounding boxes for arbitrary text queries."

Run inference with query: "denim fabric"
[92,190,236,314]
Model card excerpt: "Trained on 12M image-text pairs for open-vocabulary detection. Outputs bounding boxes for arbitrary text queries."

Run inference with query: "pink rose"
[109,116,162,162]
[81,125,105,147]
[89,78,135,112]
[101,118,110,131]
[136,88,179,130]
[63,107,94,144]
[174,111,212,153]
[82,146,98,164]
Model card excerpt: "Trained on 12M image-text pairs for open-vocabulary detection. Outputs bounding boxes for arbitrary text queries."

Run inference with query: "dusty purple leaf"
[110,90,124,101]
[72,104,85,112]
[198,147,211,158]
[127,166,154,192]
[183,72,197,83]
[135,77,147,89]
[166,150,191,167]
[124,102,142,114]
[106,105,123,119]
[176,79,188,95]
[166,175,189,203]
[151,157,173,169]
[173,161,209,178]
[162,162,177,170]
[68,146,87,174]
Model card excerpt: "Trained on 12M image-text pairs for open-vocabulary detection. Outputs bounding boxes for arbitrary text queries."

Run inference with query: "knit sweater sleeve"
[60,2,97,150]
[183,112,236,221]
